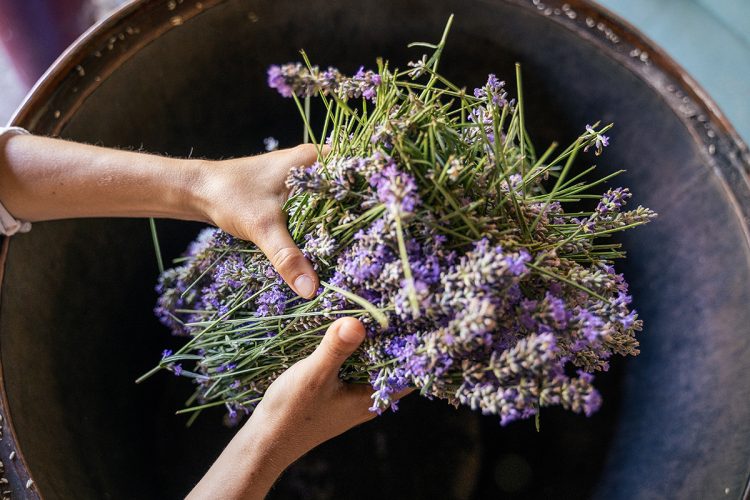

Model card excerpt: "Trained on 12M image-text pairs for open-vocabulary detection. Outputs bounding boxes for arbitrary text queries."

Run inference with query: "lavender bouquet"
[141,18,655,427]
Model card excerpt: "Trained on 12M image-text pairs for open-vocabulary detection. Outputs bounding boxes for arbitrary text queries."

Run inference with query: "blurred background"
[0,0,748,143]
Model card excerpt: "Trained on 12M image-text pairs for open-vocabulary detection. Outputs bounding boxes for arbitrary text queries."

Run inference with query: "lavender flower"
[584,124,610,155]
[368,160,420,215]
[148,26,655,428]
[407,55,428,78]
[474,74,508,107]
[267,63,381,101]
[596,187,631,215]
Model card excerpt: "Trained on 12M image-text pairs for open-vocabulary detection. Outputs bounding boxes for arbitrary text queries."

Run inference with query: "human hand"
[0,133,322,300]
[189,144,323,299]
[250,317,381,455]
[187,317,411,500]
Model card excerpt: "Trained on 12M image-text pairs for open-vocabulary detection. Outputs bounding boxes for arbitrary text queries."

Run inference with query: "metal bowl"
[2,0,749,498]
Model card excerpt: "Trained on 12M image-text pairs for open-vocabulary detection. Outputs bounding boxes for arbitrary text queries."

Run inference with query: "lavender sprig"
[142,16,655,428]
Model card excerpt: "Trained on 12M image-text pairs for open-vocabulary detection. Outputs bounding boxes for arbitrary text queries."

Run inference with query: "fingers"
[255,219,319,299]
[250,144,328,298]
[284,143,331,166]
[310,317,366,376]
[286,143,322,168]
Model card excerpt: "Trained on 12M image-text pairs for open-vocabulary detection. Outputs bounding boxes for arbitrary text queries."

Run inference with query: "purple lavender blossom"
[474,74,508,107]
[584,124,610,155]
[505,249,531,276]
[267,63,316,98]
[286,163,325,194]
[577,309,605,345]
[256,286,289,316]
[153,52,654,429]
[368,160,421,215]
[546,293,568,328]
[215,362,237,374]
[352,66,381,101]
[267,65,292,97]
[596,187,632,215]
[267,63,381,101]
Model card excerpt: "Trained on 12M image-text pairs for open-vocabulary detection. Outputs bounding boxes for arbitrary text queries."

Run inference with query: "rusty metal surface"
[9,0,227,136]
[1,0,749,498]
[0,239,36,499]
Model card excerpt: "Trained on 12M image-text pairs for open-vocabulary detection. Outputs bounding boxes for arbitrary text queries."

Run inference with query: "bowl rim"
[1,0,749,497]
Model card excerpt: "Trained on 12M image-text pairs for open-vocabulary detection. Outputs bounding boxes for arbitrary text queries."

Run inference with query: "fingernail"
[294,274,315,298]
[337,323,363,344]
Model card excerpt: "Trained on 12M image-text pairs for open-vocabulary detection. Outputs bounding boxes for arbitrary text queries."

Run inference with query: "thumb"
[311,317,366,375]
[256,218,319,299]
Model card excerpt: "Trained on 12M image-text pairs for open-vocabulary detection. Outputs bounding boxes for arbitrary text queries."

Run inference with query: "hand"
[191,144,322,299]
[0,134,321,298]
[187,317,411,500]
[251,317,378,454]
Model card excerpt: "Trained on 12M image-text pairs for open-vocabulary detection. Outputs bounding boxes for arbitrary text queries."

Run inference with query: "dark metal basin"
[2,0,749,498]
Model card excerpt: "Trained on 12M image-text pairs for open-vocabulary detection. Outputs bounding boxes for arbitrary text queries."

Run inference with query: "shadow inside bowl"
[2,1,749,499]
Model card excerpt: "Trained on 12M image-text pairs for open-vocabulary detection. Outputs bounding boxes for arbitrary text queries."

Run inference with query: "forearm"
[0,132,321,297]
[0,133,206,222]
[187,412,295,500]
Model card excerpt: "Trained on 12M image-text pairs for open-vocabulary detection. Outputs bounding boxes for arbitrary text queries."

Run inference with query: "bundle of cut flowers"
[141,17,656,427]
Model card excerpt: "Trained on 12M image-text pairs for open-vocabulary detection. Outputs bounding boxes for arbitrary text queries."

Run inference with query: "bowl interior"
[2,0,749,498]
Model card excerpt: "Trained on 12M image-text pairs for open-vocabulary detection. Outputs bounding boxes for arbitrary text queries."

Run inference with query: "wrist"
[172,158,213,224]
[238,410,298,475]
[188,412,292,500]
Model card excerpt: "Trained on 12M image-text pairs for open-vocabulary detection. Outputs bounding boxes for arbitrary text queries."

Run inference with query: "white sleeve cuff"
[0,127,32,236]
